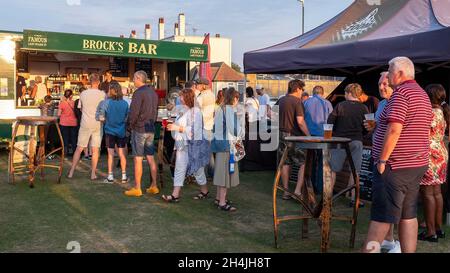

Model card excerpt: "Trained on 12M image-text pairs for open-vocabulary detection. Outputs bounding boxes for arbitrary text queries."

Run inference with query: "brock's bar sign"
[22,29,208,62]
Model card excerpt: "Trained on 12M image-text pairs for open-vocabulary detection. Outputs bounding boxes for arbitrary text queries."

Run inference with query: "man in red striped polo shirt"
[363,57,432,253]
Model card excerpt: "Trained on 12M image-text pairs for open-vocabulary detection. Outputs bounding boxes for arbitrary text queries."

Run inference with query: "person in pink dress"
[419,84,449,242]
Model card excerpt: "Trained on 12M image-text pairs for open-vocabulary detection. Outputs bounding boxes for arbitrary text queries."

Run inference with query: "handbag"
[186,109,211,175]
[224,106,246,162]
[231,138,245,162]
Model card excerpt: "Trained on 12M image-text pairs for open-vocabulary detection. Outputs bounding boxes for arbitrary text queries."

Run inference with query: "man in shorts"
[277,80,310,200]
[68,73,106,180]
[362,57,432,253]
[125,71,159,197]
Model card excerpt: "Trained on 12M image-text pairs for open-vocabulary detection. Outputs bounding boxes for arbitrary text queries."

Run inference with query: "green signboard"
[22,29,208,62]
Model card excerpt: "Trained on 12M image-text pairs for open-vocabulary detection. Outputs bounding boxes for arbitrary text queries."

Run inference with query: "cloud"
[66,0,81,6]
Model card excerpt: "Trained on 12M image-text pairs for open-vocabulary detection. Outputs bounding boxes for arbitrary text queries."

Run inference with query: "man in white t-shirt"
[32,76,48,102]
[256,84,271,121]
[196,78,215,138]
[196,77,216,178]
[68,73,106,180]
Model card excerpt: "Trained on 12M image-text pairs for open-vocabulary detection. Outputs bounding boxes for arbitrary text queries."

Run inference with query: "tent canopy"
[244,0,450,77]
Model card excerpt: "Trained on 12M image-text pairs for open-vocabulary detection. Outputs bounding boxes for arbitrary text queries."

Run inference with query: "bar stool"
[8,116,64,188]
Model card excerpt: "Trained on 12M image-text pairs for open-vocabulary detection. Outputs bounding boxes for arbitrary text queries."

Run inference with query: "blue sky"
[1,0,354,67]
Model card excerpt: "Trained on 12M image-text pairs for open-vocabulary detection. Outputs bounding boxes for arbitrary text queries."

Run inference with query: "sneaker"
[387,241,402,253]
[381,240,396,253]
[102,178,114,184]
[121,177,130,184]
[146,186,160,195]
[124,188,143,197]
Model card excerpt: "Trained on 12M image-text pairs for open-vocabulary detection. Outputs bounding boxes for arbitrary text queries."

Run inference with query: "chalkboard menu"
[135,58,152,75]
[109,57,128,77]
[359,147,374,201]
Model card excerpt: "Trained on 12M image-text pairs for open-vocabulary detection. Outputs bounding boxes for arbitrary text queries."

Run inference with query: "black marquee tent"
[244,0,450,207]
[244,0,450,95]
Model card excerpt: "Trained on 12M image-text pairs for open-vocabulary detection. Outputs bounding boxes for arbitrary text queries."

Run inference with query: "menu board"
[359,147,374,201]
[109,57,128,77]
[135,58,152,75]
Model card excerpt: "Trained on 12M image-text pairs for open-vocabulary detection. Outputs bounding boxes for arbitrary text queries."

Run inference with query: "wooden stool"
[8,116,64,188]
[273,136,361,252]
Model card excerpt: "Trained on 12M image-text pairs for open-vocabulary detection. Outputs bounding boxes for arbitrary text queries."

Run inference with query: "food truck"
[0,29,208,142]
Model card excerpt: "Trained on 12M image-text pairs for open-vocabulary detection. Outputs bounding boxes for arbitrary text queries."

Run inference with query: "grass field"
[0,150,448,253]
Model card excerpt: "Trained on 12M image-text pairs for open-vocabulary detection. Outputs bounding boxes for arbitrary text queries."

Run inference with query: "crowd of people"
[275,56,448,253]
[51,56,448,252]
[59,70,243,212]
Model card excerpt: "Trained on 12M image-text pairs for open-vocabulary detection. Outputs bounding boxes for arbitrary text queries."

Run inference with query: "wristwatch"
[378,159,387,164]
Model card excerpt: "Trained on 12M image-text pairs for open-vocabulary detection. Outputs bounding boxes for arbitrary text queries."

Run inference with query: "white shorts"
[77,126,103,148]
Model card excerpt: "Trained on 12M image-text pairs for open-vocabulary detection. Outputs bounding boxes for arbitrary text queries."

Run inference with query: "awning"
[244,0,450,76]
[21,29,208,62]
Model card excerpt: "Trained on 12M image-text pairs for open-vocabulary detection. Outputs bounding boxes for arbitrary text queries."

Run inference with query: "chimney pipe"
[179,13,186,36]
[174,23,179,36]
[145,24,151,40]
[130,30,137,39]
[158,18,165,40]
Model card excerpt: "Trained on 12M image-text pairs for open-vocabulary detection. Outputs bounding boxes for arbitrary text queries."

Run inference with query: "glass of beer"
[323,124,334,140]
[365,113,376,128]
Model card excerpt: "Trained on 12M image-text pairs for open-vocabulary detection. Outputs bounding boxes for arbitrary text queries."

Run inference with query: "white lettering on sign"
[82,39,125,53]
[128,42,157,55]
[190,47,205,58]
[27,35,48,47]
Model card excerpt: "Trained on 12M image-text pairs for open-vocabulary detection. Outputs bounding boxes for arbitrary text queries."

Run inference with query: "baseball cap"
[255,84,263,90]
[196,78,210,85]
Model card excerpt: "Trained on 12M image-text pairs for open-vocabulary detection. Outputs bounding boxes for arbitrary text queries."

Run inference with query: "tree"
[231,62,242,73]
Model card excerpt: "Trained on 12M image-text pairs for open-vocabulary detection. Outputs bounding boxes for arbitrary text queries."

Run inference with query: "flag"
[199,33,212,89]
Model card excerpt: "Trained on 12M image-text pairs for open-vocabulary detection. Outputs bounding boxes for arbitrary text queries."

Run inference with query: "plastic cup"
[323,124,334,140]
[365,113,376,127]
[162,118,168,128]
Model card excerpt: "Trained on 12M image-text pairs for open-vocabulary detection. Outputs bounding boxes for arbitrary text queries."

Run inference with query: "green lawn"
[0,150,448,253]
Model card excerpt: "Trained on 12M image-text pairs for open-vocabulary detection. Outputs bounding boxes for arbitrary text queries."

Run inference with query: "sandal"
[162,195,180,203]
[282,194,292,200]
[214,199,232,206]
[218,203,237,212]
[193,191,209,200]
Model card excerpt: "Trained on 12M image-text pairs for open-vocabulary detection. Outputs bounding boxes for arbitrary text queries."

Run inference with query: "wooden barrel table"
[8,116,64,188]
[273,136,361,252]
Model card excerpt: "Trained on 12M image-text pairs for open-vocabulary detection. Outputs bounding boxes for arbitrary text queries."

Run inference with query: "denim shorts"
[277,132,306,166]
[131,131,155,157]
[330,140,363,174]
